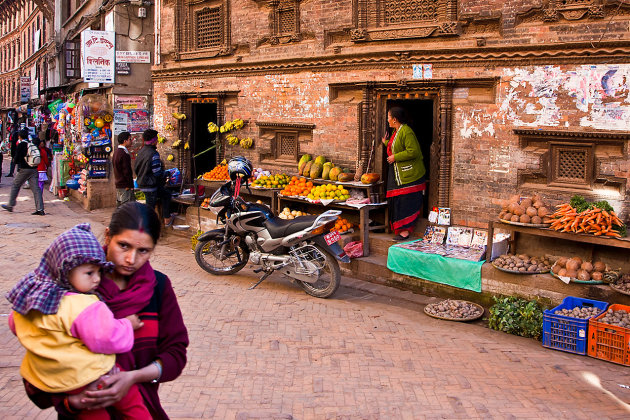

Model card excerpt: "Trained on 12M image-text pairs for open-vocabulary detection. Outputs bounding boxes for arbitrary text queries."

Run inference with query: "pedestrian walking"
[135,129,175,226]
[22,202,189,419]
[6,125,18,177]
[1,129,45,215]
[35,138,50,203]
[6,223,152,420]
[113,131,136,207]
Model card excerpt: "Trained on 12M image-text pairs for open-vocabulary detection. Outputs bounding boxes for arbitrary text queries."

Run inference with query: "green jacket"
[383,124,426,186]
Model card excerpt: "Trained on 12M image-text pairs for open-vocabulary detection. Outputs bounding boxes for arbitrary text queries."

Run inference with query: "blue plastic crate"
[543,296,608,355]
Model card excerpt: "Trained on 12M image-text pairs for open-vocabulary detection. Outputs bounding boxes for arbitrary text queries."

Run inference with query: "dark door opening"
[385,99,434,218]
[191,103,218,177]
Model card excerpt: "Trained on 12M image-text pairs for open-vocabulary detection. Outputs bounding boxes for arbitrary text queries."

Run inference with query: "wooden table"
[278,195,388,257]
[486,220,630,261]
[196,179,280,213]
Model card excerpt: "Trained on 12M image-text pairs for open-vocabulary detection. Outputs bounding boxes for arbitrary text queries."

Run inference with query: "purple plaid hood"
[6,223,114,315]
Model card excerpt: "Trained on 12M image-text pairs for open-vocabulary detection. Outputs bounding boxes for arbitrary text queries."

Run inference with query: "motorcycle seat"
[264,215,319,238]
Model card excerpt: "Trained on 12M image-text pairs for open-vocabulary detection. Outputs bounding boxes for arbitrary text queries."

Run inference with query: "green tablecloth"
[387,245,483,292]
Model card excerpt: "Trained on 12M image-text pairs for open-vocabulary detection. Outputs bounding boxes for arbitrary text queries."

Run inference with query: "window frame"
[175,0,232,60]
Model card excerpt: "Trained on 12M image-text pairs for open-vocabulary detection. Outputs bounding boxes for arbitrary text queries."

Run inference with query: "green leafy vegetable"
[488,296,544,340]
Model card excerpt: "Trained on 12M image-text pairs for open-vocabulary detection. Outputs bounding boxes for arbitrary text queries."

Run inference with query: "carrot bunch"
[549,203,624,237]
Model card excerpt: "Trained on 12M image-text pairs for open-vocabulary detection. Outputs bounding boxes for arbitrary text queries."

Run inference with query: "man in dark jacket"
[112,131,135,206]
[1,129,45,215]
[6,125,18,177]
[134,129,174,226]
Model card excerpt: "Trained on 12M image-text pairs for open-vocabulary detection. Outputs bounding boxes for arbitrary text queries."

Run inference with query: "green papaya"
[303,160,313,177]
[298,154,312,174]
[314,155,327,165]
[310,162,323,179]
[322,162,333,180]
[329,167,341,181]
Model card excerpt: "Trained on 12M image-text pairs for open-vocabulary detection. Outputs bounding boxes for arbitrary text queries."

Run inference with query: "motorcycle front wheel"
[195,231,250,275]
[295,243,341,298]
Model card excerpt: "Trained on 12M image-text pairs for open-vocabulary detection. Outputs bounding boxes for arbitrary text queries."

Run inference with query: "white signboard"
[113,111,128,136]
[116,51,151,63]
[81,30,116,83]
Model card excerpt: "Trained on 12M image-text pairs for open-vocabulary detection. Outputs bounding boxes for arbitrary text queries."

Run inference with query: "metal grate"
[278,133,297,158]
[196,7,222,49]
[383,0,439,24]
[557,149,587,182]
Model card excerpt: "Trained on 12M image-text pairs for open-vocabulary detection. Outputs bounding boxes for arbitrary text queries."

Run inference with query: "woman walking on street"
[23,202,189,419]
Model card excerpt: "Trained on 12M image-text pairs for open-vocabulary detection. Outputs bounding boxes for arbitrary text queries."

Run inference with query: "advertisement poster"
[81,30,116,83]
[116,51,151,63]
[20,77,31,102]
[113,95,151,134]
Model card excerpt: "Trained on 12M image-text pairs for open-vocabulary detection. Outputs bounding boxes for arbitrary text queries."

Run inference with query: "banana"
[167,154,174,161]
[172,139,182,148]
[158,135,166,144]
[184,142,190,150]
[172,112,187,120]
[207,122,218,133]
[165,123,175,131]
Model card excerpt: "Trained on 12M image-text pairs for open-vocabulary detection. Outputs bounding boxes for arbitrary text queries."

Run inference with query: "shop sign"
[81,30,116,83]
[20,77,31,103]
[116,62,131,75]
[115,51,151,63]
[114,95,148,110]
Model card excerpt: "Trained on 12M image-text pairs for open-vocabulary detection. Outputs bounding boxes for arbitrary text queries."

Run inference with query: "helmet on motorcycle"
[227,156,253,181]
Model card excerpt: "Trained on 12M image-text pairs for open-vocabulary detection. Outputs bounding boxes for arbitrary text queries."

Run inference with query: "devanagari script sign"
[82,30,116,83]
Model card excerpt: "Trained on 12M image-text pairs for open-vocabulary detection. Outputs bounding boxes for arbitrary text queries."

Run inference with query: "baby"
[6,223,151,419]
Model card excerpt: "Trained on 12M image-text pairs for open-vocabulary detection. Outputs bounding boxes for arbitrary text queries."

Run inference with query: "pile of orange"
[279,176,313,197]
[331,217,353,234]
[202,164,229,180]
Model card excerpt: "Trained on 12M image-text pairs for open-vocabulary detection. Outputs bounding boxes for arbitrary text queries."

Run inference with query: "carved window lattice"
[560,0,593,5]
[278,1,297,34]
[550,143,594,187]
[277,132,298,159]
[383,0,439,25]
[196,7,223,49]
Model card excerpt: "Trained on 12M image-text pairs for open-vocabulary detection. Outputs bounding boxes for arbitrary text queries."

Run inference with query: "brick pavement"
[1,168,630,419]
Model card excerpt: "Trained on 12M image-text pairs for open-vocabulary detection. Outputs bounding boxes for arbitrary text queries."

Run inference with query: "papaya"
[314,155,327,165]
[303,161,313,177]
[361,173,380,184]
[310,162,323,179]
[329,167,341,181]
[298,154,312,174]
[338,173,354,182]
[322,162,333,180]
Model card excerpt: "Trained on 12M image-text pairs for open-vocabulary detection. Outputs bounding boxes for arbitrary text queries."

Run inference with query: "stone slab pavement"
[1,169,630,419]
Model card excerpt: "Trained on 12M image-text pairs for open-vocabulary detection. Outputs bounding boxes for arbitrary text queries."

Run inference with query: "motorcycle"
[194,178,351,298]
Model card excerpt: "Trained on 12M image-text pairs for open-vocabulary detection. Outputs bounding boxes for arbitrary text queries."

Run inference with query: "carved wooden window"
[515,129,628,195]
[542,0,604,21]
[64,39,80,79]
[382,0,439,25]
[549,143,594,188]
[196,6,222,49]
[278,1,297,34]
[352,0,459,42]
[275,131,298,159]
[265,0,301,43]
[174,0,232,59]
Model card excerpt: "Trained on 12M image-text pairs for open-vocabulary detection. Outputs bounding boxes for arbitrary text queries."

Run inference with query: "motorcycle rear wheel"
[295,243,341,298]
[195,232,250,275]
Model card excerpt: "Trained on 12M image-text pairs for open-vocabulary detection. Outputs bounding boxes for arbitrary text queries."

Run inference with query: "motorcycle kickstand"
[249,269,273,290]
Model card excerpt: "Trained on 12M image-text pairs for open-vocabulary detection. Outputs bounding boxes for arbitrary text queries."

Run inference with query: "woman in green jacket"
[382,107,426,241]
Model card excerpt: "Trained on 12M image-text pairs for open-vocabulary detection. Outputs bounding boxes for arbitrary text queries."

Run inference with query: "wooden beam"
[32,0,53,21]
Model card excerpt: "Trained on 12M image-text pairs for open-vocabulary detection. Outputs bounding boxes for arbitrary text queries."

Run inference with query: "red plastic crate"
[587,304,630,366]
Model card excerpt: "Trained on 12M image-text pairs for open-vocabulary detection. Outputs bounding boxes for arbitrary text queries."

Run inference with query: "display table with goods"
[275,174,387,257]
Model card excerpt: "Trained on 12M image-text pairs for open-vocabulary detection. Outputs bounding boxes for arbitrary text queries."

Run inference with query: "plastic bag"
[165,168,182,185]
[343,241,363,259]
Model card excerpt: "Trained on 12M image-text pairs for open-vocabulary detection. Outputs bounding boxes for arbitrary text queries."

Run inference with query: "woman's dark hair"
[109,202,161,244]
[388,107,408,125]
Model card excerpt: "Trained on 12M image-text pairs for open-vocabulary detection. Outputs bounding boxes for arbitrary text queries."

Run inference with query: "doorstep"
[169,207,630,309]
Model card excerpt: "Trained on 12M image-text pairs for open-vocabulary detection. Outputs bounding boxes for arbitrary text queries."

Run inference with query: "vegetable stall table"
[277,195,388,257]
[486,220,630,262]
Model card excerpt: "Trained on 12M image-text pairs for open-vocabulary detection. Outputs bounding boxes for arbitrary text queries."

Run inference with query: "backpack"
[25,140,41,167]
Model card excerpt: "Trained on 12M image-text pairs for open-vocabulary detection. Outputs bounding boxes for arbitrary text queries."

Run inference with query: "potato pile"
[499,194,551,225]
[493,254,552,273]
[553,306,602,319]
[278,207,311,220]
[551,257,606,282]
[425,300,483,320]
[597,309,630,328]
